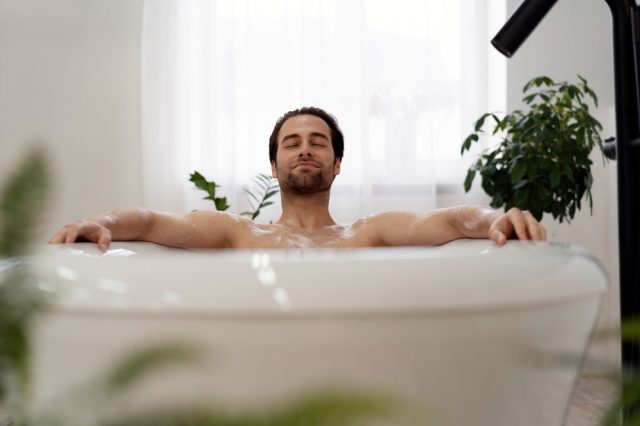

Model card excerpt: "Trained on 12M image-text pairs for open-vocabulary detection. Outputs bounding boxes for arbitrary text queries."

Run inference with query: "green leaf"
[563,164,574,182]
[498,116,509,131]
[189,171,216,194]
[523,78,535,93]
[257,174,273,185]
[513,179,528,190]
[509,161,527,184]
[527,162,538,180]
[550,168,561,188]
[464,169,476,192]
[244,173,280,220]
[0,147,50,257]
[214,197,229,211]
[474,113,491,132]
[585,86,599,107]
[264,190,279,200]
[514,188,530,207]
[536,185,549,202]
[190,170,231,211]
[461,133,479,154]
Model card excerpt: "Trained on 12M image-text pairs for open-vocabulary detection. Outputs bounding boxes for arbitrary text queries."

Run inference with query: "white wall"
[507,0,620,368]
[0,0,144,240]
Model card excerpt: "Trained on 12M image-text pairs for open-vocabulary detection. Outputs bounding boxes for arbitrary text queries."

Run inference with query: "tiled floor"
[565,374,620,426]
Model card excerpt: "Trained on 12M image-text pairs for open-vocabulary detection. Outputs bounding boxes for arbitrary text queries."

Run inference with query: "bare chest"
[233,225,369,249]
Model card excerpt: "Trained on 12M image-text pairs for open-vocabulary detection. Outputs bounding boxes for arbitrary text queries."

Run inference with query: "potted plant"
[460,75,606,223]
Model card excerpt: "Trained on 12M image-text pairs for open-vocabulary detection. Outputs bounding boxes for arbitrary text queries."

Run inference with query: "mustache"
[294,160,321,168]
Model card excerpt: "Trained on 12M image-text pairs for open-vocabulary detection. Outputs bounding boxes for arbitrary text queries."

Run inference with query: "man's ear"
[334,158,341,176]
[271,161,277,178]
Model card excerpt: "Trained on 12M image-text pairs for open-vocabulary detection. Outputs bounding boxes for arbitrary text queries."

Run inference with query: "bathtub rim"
[22,239,610,319]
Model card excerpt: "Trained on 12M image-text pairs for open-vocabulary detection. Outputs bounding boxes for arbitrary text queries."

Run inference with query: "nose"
[298,140,313,158]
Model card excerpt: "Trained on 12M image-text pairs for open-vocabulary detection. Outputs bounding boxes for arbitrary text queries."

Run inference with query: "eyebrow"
[281,132,330,144]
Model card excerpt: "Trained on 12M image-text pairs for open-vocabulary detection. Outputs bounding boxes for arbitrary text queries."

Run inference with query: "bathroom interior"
[0,0,626,425]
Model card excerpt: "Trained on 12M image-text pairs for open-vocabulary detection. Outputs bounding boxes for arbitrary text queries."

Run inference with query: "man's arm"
[361,206,546,247]
[48,208,240,251]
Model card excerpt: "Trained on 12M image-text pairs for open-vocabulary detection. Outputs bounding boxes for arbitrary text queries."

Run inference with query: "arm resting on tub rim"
[361,206,546,247]
[48,208,238,251]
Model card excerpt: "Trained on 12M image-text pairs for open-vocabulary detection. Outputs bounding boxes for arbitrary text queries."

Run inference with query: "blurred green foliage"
[0,147,50,426]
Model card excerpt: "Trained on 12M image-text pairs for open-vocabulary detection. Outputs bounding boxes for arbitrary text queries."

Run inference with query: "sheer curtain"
[142,0,505,223]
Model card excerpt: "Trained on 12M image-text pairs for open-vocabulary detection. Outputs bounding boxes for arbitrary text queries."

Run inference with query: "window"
[142,0,505,220]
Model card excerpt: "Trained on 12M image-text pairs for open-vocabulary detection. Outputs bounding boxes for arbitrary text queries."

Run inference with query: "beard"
[278,165,335,195]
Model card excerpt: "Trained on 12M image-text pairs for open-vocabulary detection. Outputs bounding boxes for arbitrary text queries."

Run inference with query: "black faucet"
[493,0,640,418]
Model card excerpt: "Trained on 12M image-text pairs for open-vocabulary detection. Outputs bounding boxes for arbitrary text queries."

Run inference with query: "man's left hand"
[488,207,547,245]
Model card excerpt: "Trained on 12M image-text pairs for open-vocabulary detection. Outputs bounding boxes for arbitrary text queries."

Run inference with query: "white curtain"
[142,0,504,223]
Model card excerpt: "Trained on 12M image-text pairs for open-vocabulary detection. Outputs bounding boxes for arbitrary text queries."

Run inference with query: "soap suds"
[463,219,481,230]
[284,234,314,248]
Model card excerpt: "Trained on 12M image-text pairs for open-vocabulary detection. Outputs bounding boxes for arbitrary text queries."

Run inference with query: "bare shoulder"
[350,212,411,246]
[355,211,423,229]
[184,210,254,237]
[183,209,244,226]
[208,212,267,246]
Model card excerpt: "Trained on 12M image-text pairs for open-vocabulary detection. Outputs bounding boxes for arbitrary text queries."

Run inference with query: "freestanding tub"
[31,239,607,425]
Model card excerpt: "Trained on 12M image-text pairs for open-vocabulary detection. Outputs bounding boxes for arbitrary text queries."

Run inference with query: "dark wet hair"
[268,107,344,164]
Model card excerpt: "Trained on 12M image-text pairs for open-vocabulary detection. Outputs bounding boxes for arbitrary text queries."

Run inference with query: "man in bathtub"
[49,107,546,251]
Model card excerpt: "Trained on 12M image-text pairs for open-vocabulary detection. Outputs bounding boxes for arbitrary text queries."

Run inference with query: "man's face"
[271,114,341,195]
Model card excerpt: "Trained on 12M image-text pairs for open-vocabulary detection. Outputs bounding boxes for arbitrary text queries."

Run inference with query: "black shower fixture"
[492,1,640,418]
[491,0,558,57]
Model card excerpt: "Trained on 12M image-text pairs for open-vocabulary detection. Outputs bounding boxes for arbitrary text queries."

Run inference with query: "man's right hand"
[48,220,113,252]
[48,208,238,251]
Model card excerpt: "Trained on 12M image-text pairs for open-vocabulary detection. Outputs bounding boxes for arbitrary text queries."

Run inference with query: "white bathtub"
[31,239,607,425]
